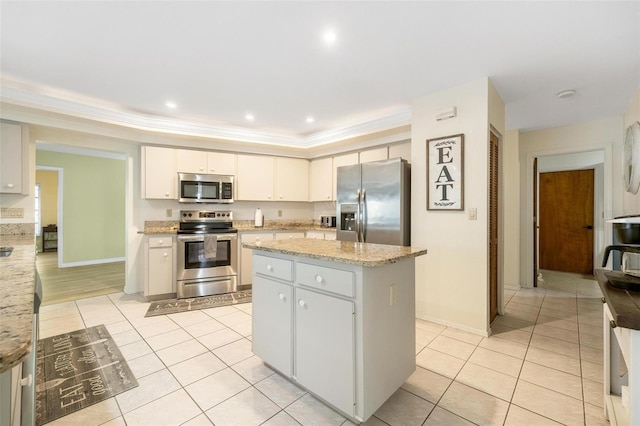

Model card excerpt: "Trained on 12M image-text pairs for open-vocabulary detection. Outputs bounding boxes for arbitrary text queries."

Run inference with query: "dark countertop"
[0,234,36,373]
[596,269,640,330]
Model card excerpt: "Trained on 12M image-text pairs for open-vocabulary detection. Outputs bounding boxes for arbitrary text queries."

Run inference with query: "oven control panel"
[180,210,233,221]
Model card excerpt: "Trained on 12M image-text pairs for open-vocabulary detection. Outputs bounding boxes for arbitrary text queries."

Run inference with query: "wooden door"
[539,169,594,274]
[489,133,499,322]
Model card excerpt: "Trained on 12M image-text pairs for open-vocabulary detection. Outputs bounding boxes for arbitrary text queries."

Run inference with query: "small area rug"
[145,290,252,317]
[36,324,138,426]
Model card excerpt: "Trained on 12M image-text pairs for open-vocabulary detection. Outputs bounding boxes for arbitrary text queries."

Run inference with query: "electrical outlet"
[278,210,282,217]
[165,209,172,218]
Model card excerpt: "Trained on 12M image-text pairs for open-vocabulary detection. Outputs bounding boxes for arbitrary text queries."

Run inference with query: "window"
[35,183,41,236]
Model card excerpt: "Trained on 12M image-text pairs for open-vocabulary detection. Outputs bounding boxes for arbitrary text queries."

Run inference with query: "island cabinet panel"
[252,276,293,376]
[295,287,355,415]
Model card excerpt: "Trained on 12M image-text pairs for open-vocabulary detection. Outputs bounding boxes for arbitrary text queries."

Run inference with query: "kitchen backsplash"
[0,223,35,235]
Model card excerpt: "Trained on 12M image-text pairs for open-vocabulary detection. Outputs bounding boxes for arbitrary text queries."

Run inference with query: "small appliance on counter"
[602,215,640,290]
[320,215,336,228]
[254,208,264,228]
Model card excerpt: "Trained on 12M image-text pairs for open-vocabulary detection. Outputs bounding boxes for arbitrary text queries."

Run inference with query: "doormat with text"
[36,325,138,425]
[145,290,252,317]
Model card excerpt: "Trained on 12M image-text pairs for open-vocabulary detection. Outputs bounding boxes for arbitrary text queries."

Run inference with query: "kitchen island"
[243,238,427,423]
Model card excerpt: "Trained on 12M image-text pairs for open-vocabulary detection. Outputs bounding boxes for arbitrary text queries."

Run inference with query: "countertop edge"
[595,269,640,330]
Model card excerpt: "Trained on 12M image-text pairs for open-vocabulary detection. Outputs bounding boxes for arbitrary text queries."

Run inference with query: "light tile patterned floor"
[38,269,609,425]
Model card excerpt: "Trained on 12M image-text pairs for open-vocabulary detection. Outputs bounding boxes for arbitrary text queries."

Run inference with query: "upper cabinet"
[388,142,411,163]
[176,149,237,175]
[309,157,333,202]
[332,153,358,201]
[276,157,309,201]
[142,146,177,199]
[237,155,275,201]
[359,147,388,164]
[0,121,29,194]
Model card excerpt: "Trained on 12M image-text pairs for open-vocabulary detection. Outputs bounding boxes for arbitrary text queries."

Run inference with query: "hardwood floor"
[36,252,125,306]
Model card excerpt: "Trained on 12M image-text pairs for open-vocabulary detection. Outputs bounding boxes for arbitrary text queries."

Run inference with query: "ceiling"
[1,1,639,147]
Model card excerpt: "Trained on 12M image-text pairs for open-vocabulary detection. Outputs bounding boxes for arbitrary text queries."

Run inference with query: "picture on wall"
[426,133,464,210]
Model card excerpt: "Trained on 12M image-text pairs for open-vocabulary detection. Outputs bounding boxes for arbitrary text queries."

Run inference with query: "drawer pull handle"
[601,297,606,303]
[158,240,163,244]
[278,293,285,301]
[610,320,617,329]
[298,299,306,307]
[266,264,273,272]
[315,275,323,283]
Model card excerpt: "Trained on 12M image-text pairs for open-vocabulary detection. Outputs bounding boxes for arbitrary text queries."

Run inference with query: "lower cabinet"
[144,235,175,298]
[295,287,354,415]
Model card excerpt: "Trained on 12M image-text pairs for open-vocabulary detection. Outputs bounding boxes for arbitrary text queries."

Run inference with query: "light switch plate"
[468,208,477,220]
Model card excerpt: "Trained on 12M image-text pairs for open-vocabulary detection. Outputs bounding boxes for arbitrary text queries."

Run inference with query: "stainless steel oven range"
[176,210,238,299]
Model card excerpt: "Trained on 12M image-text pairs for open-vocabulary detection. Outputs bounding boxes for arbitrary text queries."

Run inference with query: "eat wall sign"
[426,134,464,211]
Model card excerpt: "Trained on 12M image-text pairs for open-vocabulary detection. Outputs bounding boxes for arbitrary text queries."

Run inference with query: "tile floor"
[38,270,609,425]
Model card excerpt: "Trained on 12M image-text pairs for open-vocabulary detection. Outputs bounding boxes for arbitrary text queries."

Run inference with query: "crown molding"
[1,79,411,148]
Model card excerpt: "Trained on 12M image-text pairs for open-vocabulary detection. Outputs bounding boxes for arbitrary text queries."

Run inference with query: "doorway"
[538,169,594,274]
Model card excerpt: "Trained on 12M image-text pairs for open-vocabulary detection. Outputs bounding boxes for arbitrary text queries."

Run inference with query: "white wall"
[503,130,520,290]
[411,78,504,336]
[622,89,640,214]
[518,117,622,287]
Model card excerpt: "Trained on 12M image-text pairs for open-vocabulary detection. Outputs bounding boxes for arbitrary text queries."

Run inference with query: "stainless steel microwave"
[178,173,234,204]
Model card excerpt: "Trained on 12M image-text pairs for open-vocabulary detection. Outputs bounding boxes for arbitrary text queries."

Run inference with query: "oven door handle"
[177,234,237,242]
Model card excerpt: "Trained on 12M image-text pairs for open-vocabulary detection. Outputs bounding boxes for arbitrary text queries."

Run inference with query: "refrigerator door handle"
[355,189,361,242]
[361,189,366,242]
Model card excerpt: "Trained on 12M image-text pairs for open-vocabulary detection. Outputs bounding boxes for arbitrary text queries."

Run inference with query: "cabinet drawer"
[296,263,354,297]
[149,236,173,248]
[254,255,293,282]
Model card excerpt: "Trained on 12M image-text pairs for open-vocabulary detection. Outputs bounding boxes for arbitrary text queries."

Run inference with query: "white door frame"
[36,165,64,268]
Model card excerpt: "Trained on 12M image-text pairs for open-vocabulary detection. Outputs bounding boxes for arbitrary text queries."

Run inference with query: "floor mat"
[145,290,252,317]
[36,325,138,425]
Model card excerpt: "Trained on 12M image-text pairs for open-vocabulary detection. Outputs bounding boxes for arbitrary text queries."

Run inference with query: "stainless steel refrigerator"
[336,157,410,246]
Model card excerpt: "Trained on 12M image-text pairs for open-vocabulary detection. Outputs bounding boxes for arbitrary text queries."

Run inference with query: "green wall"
[36,150,126,264]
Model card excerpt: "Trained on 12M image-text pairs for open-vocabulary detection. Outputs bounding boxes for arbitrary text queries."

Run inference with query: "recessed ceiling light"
[165,101,177,109]
[245,114,255,121]
[556,89,576,99]
[323,30,337,45]
[306,116,315,123]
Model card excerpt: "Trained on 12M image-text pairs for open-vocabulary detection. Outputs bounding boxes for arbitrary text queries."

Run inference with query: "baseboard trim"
[60,257,125,268]
[415,313,489,337]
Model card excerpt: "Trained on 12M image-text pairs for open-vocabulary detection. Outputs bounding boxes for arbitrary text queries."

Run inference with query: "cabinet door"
[148,246,174,295]
[176,149,207,173]
[276,158,309,201]
[240,233,275,285]
[252,276,292,376]
[388,142,411,163]
[359,147,388,164]
[0,122,23,194]
[305,231,325,240]
[275,232,305,240]
[309,157,333,202]
[207,152,237,175]
[332,153,358,201]
[324,231,337,241]
[237,155,275,201]
[143,146,177,199]
[295,288,354,416]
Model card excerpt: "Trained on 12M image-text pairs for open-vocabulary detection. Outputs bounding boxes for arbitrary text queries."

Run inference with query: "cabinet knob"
[6,183,15,188]
[279,195,283,199]
[315,275,323,283]
[199,167,204,171]
[268,195,272,199]
[278,293,285,301]
[601,297,606,303]
[256,236,260,241]
[165,192,170,197]
[327,195,330,199]
[158,240,163,244]
[266,264,273,272]
[610,320,617,329]
[298,299,306,307]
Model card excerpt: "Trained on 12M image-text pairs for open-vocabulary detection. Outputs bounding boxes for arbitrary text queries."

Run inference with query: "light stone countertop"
[140,219,337,235]
[243,238,427,267]
[0,234,36,373]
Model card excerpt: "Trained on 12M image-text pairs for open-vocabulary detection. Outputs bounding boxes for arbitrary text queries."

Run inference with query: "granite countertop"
[0,234,36,373]
[140,219,337,235]
[243,238,427,267]
[596,269,640,330]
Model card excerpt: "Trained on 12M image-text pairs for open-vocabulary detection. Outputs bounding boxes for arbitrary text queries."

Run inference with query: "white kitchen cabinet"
[144,236,175,298]
[240,232,275,285]
[0,121,28,194]
[252,275,293,375]
[142,146,177,199]
[359,147,388,164]
[275,232,305,240]
[309,157,333,202]
[0,363,22,426]
[276,157,309,201]
[332,152,358,200]
[237,155,275,201]
[295,287,355,414]
[389,142,411,163]
[176,149,237,176]
[250,250,416,422]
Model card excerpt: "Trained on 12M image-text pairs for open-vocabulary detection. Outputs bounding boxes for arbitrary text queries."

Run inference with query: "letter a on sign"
[426,134,464,210]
